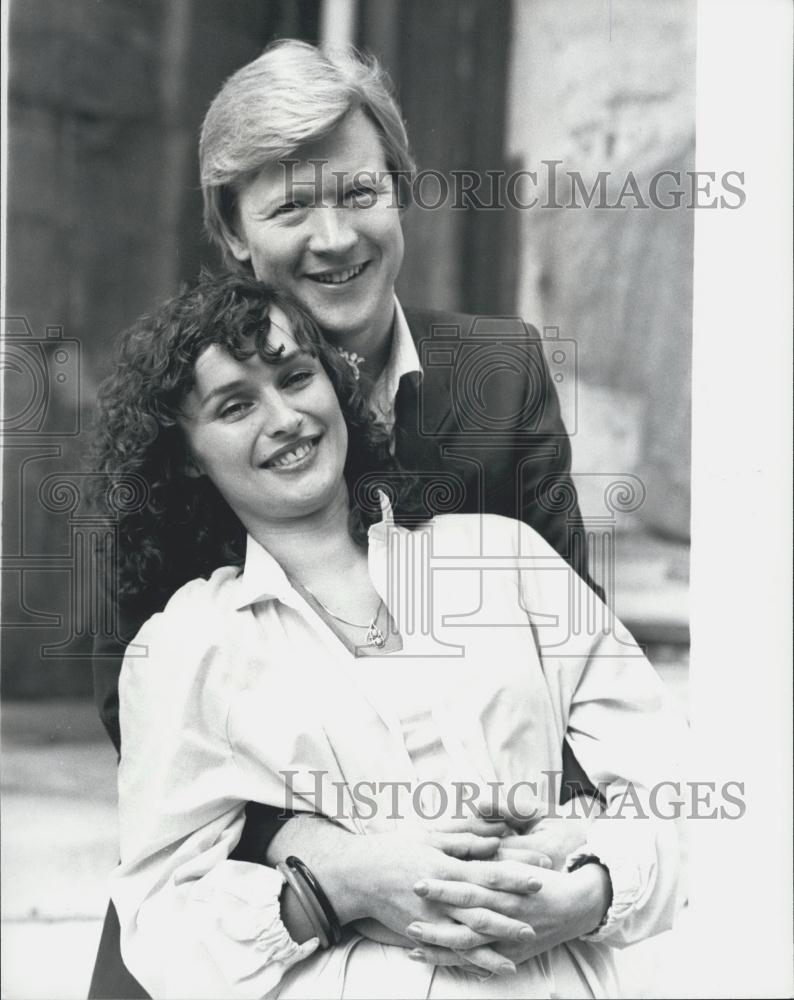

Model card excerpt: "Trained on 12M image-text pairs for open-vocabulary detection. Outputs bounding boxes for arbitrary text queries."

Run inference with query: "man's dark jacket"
[89,309,598,999]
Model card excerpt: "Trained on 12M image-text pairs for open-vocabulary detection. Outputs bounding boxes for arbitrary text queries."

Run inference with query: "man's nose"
[306,205,358,256]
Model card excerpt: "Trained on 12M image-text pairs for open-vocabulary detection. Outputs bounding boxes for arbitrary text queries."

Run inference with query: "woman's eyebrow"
[197,349,310,406]
[199,379,246,407]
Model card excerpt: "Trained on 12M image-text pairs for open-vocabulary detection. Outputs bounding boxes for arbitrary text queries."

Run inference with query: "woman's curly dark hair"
[89,270,422,610]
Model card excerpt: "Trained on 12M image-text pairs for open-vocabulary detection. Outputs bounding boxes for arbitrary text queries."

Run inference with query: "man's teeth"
[312,264,364,284]
[267,440,315,468]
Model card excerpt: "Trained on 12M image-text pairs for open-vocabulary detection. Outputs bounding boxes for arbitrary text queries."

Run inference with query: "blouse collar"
[233,491,400,611]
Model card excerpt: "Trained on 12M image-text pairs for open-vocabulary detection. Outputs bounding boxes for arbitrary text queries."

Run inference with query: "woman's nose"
[260,395,304,439]
[306,206,358,256]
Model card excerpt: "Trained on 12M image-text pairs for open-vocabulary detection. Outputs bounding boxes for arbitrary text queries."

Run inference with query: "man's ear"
[223,224,251,264]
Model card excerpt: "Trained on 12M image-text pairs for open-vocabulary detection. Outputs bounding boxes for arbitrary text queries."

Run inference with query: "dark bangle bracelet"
[286,856,343,946]
[277,862,330,948]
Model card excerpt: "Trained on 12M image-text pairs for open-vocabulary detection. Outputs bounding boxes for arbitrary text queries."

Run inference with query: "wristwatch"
[567,853,613,931]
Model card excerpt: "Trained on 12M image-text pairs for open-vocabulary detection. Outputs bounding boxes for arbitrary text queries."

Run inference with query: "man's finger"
[431,817,513,838]
[447,906,536,943]
[458,946,517,977]
[405,919,493,950]
[429,832,501,859]
[494,845,554,868]
[408,945,509,978]
[414,877,541,910]
[453,858,547,893]
[469,786,541,828]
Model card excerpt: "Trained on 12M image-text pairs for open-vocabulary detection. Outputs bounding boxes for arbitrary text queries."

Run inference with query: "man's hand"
[495,810,598,872]
[346,834,544,975]
[422,813,552,867]
[264,805,599,977]
[405,864,612,970]
[266,815,546,976]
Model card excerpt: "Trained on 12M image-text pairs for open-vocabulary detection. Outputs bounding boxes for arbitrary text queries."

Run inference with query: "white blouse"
[112,511,687,999]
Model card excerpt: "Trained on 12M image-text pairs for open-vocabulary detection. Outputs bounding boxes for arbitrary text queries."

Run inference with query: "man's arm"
[91,579,153,756]
[514,327,604,599]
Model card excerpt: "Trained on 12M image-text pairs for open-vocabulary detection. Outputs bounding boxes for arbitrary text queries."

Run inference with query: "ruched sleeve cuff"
[564,810,676,947]
[180,861,319,998]
[565,847,645,940]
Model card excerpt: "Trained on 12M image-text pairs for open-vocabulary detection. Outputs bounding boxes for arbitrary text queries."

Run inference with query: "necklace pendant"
[367,622,386,648]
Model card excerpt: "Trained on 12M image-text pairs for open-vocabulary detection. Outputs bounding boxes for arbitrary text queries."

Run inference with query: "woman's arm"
[113,584,318,1000]
[517,521,687,947]
[403,521,686,966]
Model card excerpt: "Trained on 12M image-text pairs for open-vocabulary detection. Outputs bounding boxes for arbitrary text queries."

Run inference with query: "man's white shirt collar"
[369,297,422,430]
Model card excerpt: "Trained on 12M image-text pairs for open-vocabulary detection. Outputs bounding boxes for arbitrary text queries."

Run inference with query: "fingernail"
[408,949,427,962]
[527,877,543,891]
[539,857,553,869]
[499,961,517,976]
[413,880,428,896]
[406,922,423,938]
[519,925,536,941]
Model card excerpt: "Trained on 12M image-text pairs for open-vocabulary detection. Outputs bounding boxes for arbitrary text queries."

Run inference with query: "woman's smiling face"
[177,306,349,534]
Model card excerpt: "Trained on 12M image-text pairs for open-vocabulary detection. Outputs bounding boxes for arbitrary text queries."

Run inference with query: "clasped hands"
[346,801,609,979]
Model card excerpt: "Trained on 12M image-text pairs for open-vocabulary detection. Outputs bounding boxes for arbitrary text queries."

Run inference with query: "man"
[90,39,598,997]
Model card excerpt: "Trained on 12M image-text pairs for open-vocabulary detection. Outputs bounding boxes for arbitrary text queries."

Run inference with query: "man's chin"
[305,306,372,345]
[296,283,395,350]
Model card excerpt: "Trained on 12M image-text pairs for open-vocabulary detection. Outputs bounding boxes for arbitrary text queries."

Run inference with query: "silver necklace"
[304,587,386,649]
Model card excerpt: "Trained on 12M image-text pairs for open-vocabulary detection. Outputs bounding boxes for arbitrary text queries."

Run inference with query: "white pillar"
[319,0,357,52]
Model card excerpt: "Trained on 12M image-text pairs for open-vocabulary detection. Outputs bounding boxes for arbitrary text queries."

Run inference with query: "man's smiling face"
[227,109,405,357]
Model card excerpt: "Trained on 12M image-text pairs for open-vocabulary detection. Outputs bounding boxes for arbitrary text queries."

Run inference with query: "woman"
[92,271,685,999]
[91,38,602,996]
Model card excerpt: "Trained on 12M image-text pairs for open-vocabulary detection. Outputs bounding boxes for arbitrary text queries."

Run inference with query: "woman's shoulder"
[430,513,552,557]
[128,565,244,652]
[162,564,244,613]
[119,567,247,735]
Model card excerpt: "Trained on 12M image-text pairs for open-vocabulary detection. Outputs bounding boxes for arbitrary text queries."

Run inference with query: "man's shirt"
[367,298,422,436]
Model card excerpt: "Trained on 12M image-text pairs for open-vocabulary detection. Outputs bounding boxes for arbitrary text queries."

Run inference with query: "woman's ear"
[182,454,206,479]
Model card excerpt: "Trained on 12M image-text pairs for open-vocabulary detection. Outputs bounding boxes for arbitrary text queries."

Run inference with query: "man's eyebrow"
[249,187,311,216]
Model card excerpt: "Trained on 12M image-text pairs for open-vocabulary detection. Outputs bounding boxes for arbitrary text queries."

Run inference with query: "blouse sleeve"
[111,577,318,999]
[516,520,689,948]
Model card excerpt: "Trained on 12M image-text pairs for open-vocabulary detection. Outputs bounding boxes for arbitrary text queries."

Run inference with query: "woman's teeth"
[311,263,365,284]
[266,440,316,469]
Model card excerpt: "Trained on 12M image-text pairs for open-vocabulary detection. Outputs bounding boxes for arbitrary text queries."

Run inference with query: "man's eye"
[272,201,304,217]
[347,186,377,207]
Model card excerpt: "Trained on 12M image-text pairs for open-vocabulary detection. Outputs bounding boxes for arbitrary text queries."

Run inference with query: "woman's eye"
[218,400,251,420]
[285,369,314,388]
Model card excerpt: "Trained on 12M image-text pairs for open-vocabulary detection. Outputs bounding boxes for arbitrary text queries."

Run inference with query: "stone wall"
[507,0,696,540]
[2,0,319,695]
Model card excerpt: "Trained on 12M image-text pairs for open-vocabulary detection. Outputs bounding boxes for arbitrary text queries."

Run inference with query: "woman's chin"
[279,478,348,521]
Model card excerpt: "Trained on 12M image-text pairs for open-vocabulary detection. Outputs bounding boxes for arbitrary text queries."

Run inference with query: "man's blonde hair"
[200,39,415,268]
